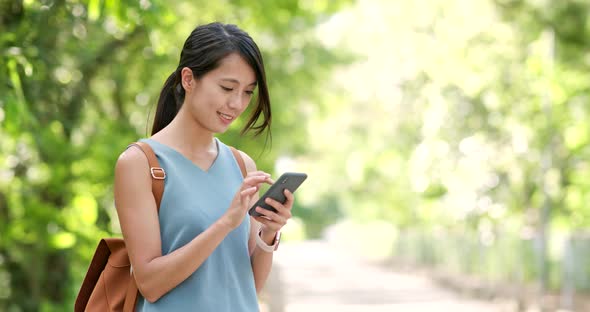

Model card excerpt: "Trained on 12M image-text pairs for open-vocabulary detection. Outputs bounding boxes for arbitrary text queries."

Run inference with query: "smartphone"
[248,172,308,217]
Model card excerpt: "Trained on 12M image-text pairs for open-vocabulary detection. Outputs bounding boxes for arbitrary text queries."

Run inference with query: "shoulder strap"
[229,147,247,178]
[128,142,165,212]
[126,142,242,208]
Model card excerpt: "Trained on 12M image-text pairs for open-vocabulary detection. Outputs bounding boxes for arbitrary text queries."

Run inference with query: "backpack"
[75,141,247,312]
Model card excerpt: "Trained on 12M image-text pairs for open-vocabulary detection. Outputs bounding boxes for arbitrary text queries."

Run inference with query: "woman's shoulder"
[217,139,257,172]
[115,143,151,175]
[235,149,256,172]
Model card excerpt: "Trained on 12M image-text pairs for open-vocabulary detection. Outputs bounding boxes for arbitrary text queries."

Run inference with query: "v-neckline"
[146,138,221,174]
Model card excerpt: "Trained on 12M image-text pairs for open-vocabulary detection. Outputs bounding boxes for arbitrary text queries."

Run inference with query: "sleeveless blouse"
[134,138,259,311]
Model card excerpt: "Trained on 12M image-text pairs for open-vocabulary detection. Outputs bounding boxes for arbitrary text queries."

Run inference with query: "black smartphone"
[248,172,308,217]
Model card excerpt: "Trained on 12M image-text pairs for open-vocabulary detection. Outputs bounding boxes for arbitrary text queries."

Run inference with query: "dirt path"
[262,240,516,312]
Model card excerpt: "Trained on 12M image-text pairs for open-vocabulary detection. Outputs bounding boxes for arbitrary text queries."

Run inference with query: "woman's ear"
[180,67,194,91]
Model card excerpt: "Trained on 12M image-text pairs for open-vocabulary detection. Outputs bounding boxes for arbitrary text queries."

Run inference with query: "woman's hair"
[151,22,271,137]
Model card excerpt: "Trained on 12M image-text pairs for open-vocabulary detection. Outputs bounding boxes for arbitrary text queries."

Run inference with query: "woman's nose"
[227,93,244,110]
[228,97,239,109]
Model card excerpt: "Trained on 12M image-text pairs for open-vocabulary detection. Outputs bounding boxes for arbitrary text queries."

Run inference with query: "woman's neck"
[152,111,215,154]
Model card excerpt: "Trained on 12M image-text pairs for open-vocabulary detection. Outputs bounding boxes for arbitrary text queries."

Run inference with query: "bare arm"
[114,146,269,302]
[240,151,294,294]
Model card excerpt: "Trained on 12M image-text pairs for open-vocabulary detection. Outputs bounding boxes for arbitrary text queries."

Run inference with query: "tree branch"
[62,26,147,139]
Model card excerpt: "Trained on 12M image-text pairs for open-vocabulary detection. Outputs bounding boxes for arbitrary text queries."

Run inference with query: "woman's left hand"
[253,189,294,235]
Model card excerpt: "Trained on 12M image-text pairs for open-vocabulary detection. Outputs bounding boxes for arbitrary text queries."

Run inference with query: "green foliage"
[0,0,352,310]
[293,0,590,296]
[2,0,590,309]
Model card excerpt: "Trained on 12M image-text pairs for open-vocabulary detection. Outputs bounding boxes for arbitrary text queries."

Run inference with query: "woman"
[114,22,292,311]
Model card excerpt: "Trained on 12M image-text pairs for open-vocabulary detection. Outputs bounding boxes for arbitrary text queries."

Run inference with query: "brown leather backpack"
[75,142,247,312]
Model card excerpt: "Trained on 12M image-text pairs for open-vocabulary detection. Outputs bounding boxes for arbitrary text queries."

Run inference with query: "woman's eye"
[220,86,233,92]
[245,90,254,95]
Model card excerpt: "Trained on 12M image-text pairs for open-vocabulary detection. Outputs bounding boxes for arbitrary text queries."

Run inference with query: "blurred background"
[1,0,590,311]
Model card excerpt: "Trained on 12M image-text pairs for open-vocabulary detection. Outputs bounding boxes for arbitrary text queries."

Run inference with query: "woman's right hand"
[221,171,273,230]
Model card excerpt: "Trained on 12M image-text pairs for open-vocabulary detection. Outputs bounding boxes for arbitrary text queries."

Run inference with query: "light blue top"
[135,138,258,311]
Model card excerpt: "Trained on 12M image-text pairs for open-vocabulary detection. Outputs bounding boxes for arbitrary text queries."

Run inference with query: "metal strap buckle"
[150,167,166,180]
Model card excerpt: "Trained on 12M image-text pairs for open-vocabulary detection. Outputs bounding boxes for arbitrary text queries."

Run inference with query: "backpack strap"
[76,142,164,312]
[74,238,111,311]
[128,142,165,211]
[229,147,247,178]
[121,142,164,312]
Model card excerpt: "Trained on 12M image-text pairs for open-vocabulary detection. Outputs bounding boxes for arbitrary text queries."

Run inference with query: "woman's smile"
[218,111,235,124]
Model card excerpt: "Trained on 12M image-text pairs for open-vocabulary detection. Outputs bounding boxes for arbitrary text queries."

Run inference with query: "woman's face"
[181,53,257,133]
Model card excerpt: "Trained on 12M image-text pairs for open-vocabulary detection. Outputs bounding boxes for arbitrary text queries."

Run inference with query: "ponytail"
[151,69,183,135]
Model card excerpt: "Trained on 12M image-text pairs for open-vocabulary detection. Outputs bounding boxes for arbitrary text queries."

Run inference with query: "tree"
[297,0,590,304]
[0,0,351,310]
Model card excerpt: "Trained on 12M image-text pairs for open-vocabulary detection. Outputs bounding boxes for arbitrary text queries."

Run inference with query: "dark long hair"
[151,22,271,137]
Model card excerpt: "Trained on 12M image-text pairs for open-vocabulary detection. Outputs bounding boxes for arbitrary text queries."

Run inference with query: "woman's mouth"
[218,112,234,124]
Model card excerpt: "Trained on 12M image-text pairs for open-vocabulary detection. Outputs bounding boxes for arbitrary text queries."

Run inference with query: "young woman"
[114,22,292,311]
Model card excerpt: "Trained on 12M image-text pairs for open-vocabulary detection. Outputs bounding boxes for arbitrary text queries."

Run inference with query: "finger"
[255,207,287,225]
[246,171,271,179]
[247,170,270,176]
[245,171,274,185]
[253,217,282,232]
[283,189,294,209]
[243,175,270,184]
[264,197,292,217]
[240,186,257,197]
[240,180,263,193]
[242,175,273,188]
[264,197,285,211]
